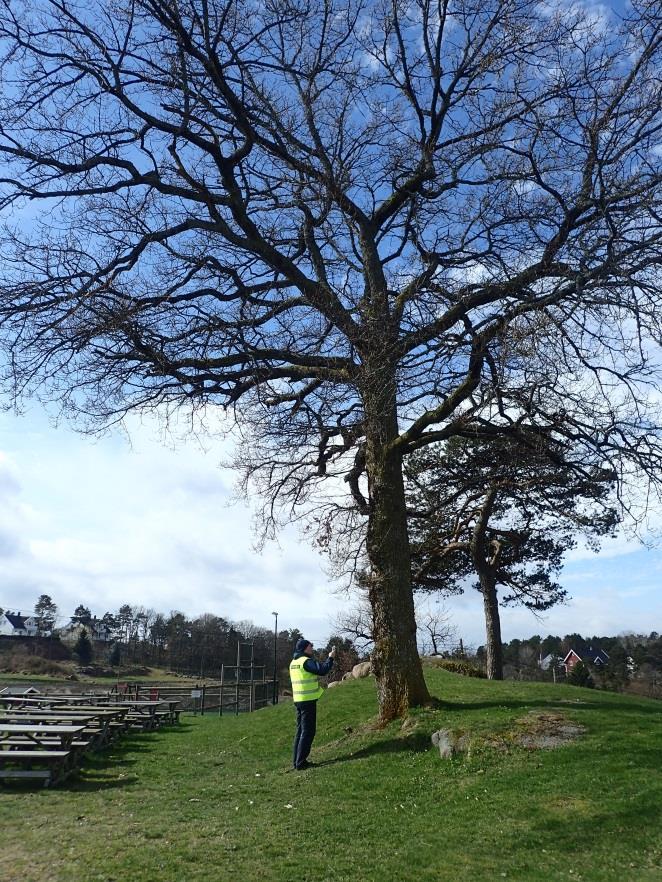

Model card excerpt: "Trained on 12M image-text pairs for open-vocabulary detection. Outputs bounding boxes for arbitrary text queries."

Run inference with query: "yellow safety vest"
[289,656,324,703]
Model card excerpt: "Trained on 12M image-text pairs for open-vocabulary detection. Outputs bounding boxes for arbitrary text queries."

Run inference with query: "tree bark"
[363,375,431,721]
[470,486,504,680]
[479,572,503,680]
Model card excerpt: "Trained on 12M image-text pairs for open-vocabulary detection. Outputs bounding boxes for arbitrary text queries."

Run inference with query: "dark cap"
[295,637,312,653]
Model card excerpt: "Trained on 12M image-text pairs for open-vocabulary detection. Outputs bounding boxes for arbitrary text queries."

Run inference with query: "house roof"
[3,612,28,630]
[0,686,40,695]
[563,647,610,665]
[62,617,110,632]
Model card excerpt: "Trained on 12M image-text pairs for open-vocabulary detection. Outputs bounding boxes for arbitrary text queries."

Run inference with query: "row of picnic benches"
[0,692,181,787]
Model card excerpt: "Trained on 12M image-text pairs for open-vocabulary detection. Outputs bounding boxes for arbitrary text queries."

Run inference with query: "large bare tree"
[0,0,661,719]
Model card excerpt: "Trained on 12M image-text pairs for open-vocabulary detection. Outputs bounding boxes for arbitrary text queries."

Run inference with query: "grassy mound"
[1,668,660,882]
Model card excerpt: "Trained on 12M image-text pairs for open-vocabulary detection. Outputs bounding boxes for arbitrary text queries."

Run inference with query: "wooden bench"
[1,738,91,750]
[152,702,181,724]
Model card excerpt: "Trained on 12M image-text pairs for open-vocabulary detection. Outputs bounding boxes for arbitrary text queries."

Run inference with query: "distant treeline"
[56,603,362,679]
[85,605,311,678]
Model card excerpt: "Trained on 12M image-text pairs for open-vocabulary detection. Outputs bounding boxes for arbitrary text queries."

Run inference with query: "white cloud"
[0,409,346,635]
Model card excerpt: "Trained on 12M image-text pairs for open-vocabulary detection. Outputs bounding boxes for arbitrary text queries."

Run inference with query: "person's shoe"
[295,760,316,770]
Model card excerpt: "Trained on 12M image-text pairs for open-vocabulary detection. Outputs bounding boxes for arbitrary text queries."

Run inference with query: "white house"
[0,611,40,637]
[57,618,113,644]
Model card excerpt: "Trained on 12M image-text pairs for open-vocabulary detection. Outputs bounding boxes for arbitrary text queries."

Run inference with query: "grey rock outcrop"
[431,729,470,758]
[351,661,372,679]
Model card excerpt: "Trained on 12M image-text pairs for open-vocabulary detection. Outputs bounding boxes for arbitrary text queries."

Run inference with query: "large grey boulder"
[351,661,372,679]
[431,729,470,759]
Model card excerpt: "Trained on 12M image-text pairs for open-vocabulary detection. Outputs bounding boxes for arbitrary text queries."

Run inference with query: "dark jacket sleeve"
[303,656,334,676]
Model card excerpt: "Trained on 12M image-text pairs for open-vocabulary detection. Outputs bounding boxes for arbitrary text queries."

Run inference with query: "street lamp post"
[272,611,278,705]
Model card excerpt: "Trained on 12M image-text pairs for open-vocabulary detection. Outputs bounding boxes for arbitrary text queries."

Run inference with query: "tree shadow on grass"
[100,743,154,755]
[316,731,431,767]
[437,696,662,715]
[68,769,140,793]
[439,698,592,713]
[531,794,662,851]
[0,727,194,794]
[65,772,140,792]
[0,765,141,794]
[150,724,195,736]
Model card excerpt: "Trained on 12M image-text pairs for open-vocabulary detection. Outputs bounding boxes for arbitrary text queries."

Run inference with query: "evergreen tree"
[73,628,94,666]
[72,604,92,625]
[567,661,594,689]
[405,436,618,679]
[108,643,121,668]
[33,594,58,635]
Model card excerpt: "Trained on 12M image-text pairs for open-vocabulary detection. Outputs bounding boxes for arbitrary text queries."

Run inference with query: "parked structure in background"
[563,647,610,674]
[0,611,40,637]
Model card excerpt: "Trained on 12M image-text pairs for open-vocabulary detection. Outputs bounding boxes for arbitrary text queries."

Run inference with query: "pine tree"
[73,629,93,666]
[108,643,121,668]
[567,662,594,689]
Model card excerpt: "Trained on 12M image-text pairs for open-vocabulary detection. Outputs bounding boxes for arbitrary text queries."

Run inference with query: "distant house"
[563,647,610,673]
[57,617,112,644]
[0,611,40,637]
[540,654,556,671]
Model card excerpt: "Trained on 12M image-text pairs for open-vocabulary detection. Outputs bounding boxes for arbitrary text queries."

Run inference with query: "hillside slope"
[0,667,660,882]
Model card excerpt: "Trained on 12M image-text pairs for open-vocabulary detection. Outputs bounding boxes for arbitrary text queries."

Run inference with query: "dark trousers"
[293,700,317,768]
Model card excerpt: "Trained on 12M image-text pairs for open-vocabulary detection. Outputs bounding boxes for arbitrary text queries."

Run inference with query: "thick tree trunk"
[363,382,431,721]
[479,572,503,680]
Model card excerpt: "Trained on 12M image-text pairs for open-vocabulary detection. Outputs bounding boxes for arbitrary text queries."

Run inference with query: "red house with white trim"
[563,646,609,673]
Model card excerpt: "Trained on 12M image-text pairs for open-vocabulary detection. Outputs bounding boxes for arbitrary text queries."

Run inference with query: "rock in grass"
[351,661,372,679]
[431,729,469,759]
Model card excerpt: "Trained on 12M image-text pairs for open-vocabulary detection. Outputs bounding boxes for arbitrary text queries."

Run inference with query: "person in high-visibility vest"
[289,637,336,770]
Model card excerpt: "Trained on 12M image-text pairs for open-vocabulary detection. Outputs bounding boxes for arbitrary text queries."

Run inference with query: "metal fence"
[108,671,279,715]
[0,642,281,715]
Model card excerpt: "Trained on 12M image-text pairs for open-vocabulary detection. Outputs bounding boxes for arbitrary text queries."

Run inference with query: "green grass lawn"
[1,667,660,882]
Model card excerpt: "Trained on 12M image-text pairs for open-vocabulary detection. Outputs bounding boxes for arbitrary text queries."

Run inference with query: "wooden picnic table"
[0,750,73,786]
[104,699,182,724]
[102,700,167,730]
[0,723,86,748]
[41,694,106,703]
[0,696,54,707]
[0,694,98,707]
[0,723,87,787]
[51,706,130,741]
[0,710,121,746]
[159,700,181,724]
[0,712,95,723]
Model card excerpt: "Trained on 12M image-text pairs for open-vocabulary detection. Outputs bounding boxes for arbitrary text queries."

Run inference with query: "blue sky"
[0,404,659,648]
